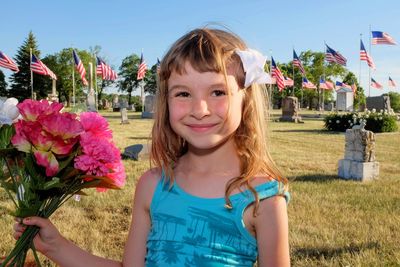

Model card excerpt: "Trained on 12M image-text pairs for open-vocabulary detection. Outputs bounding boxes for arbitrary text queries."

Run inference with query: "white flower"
[348,120,351,123]
[379,117,383,120]
[0,98,20,126]
[328,120,332,123]
[336,120,340,124]
[372,108,376,113]
[365,114,369,118]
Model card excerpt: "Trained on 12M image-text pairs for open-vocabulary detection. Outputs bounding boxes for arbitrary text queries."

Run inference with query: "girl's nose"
[191,98,210,119]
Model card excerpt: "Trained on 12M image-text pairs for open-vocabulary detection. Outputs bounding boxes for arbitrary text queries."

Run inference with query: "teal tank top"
[145,174,290,267]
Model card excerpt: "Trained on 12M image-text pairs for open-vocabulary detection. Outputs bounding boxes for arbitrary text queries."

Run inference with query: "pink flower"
[17,99,63,121]
[74,133,120,176]
[41,112,83,139]
[33,149,59,177]
[79,112,112,139]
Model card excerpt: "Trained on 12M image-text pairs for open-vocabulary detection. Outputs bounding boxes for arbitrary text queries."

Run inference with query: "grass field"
[1,110,399,266]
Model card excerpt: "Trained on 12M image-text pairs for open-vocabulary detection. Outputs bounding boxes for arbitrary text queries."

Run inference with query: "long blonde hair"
[150,28,287,215]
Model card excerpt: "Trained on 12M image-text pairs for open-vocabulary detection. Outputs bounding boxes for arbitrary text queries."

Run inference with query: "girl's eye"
[175,91,190,97]
[211,90,226,97]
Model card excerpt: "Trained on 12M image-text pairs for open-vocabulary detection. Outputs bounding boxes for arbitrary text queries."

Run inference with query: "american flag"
[335,81,352,90]
[360,40,375,69]
[292,50,305,75]
[283,76,294,87]
[96,57,118,81]
[73,50,88,86]
[319,78,334,90]
[371,31,397,45]
[302,77,316,89]
[371,78,383,89]
[325,44,347,66]
[137,52,147,80]
[389,76,397,87]
[31,54,57,80]
[271,57,285,91]
[0,51,19,72]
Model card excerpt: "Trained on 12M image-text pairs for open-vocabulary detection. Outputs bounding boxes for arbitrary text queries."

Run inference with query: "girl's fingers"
[22,216,49,228]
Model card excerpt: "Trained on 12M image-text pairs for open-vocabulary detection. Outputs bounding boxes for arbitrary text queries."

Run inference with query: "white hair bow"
[235,49,272,87]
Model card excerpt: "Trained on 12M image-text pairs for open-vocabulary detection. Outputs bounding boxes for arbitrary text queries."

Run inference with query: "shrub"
[324,109,399,133]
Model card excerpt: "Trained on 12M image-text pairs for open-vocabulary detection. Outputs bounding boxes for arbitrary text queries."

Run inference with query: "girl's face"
[167,62,244,151]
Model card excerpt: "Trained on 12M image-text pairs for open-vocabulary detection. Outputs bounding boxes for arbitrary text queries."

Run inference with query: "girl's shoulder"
[134,168,163,208]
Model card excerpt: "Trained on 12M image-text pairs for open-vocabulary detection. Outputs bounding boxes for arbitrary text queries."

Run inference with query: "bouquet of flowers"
[0,99,126,267]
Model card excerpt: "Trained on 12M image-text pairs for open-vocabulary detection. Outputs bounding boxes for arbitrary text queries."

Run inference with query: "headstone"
[101,99,110,110]
[336,88,353,111]
[338,123,379,181]
[324,102,335,111]
[120,108,129,124]
[279,96,302,122]
[87,89,96,112]
[142,95,155,118]
[112,95,120,112]
[122,144,150,161]
[366,96,391,113]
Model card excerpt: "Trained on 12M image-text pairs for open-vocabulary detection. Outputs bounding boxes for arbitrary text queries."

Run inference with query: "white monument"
[336,88,353,111]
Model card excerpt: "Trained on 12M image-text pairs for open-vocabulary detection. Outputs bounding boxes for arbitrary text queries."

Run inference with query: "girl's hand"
[13,217,64,256]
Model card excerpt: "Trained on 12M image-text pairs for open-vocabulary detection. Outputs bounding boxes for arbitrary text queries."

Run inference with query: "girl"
[14,28,290,266]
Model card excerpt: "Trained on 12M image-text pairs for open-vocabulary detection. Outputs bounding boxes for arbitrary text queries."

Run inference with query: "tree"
[42,48,94,105]
[144,64,158,95]
[118,53,143,105]
[386,92,400,112]
[9,31,48,101]
[0,70,7,96]
[271,51,348,109]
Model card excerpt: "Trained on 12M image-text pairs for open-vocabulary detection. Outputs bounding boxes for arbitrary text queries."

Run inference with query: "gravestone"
[120,108,129,124]
[279,96,302,122]
[142,95,155,119]
[122,144,150,161]
[112,95,120,112]
[87,89,96,112]
[366,96,391,113]
[338,123,379,181]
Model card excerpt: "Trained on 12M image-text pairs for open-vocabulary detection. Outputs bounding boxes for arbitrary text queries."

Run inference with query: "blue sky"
[2,0,399,97]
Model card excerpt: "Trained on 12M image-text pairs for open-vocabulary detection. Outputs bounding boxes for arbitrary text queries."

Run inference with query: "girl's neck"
[177,138,241,178]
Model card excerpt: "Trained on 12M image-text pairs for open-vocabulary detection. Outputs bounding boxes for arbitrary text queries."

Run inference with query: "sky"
[1,0,400,97]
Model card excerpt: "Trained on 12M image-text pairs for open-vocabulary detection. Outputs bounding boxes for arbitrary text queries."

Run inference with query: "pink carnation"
[74,133,120,176]
[79,112,112,139]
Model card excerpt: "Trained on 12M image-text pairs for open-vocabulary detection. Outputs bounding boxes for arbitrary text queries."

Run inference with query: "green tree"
[386,92,400,112]
[42,48,94,106]
[118,53,148,105]
[0,70,7,96]
[144,63,158,95]
[9,31,48,101]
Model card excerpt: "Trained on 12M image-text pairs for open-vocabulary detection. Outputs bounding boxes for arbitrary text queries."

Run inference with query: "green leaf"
[42,177,63,190]
[0,125,15,149]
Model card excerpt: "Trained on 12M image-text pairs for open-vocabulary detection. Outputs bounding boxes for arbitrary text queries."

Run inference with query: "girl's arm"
[255,195,290,267]
[15,169,160,267]
[16,217,122,267]
[123,168,160,266]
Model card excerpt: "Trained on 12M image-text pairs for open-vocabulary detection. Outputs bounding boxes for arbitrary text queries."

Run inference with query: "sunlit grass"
[1,109,399,266]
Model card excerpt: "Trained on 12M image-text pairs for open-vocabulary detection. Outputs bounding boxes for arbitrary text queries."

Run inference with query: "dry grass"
[1,110,399,266]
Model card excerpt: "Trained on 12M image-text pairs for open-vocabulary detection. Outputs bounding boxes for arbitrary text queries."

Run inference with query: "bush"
[324,109,399,133]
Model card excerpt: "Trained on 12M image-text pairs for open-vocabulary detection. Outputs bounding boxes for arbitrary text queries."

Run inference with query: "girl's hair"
[150,27,287,215]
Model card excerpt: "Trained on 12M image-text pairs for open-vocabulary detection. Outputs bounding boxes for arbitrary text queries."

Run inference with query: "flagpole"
[359,34,362,92]
[72,49,76,107]
[94,54,98,111]
[368,25,371,97]
[269,49,274,110]
[292,46,295,97]
[30,48,34,99]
